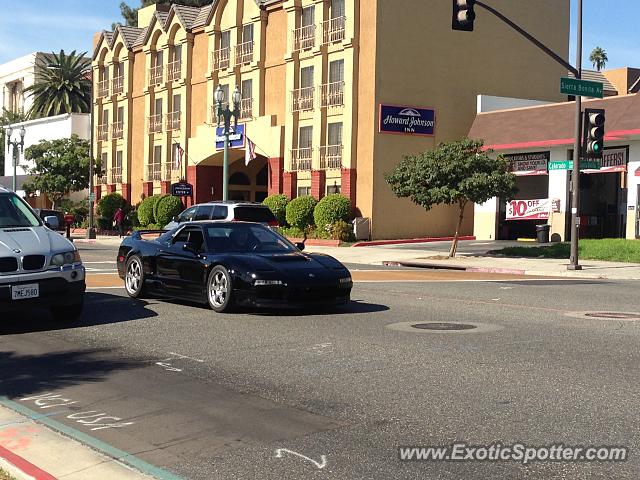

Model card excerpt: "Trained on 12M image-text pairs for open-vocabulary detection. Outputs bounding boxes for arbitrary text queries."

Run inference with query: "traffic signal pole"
[569,0,583,270]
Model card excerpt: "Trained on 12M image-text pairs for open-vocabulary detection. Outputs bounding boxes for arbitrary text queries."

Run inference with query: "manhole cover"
[412,322,477,331]
[584,312,640,320]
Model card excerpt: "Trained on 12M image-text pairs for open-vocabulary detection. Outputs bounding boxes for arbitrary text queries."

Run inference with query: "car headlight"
[254,280,283,286]
[50,250,81,267]
[339,276,352,284]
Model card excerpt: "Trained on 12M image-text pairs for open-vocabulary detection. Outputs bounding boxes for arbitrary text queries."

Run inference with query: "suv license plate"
[12,284,40,300]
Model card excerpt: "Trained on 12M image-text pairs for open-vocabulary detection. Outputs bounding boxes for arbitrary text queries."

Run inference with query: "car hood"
[0,226,74,257]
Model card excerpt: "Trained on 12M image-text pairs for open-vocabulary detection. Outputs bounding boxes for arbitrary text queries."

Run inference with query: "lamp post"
[6,125,26,192]
[215,85,241,201]
[87,82,96,239]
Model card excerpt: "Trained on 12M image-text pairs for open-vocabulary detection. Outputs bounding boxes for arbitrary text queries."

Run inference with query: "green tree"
[23,50,91,119]
[118,0,214,27]
[385,138,517,258]
[589,47,608,71]
[0,108,29,175]
[22,135,94,209]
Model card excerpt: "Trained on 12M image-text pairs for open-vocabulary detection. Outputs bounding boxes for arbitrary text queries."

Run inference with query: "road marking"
[83,261,117,264]
[168,352,204,363]
[155,362,183,372]
[274,448,327,469]
[0,397,183,480]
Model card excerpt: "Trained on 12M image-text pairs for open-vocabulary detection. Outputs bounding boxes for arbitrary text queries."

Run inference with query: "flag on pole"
[175,143,184,170]
[245,137,257,166]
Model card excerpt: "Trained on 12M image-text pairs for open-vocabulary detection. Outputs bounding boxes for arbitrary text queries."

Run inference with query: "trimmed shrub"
[313,194,352,231]
[329,220,355,242]
[153,194,169,222]
[97,193,125,223]
[137,196,157,226]
[263,194,289,226]
[285,195,317,232]
[155,195,183,227]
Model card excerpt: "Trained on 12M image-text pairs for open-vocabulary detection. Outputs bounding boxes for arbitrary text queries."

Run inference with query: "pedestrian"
[113,206,125,238]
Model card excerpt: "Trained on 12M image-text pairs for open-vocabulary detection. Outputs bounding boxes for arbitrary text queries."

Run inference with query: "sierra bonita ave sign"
[379,104,436,136]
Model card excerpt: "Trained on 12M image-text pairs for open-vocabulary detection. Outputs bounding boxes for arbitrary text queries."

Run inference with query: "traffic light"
[583,108,605,159]
[452,0,476,32]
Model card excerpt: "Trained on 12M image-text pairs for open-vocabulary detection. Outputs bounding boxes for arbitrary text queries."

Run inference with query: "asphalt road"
[1,243,639,479]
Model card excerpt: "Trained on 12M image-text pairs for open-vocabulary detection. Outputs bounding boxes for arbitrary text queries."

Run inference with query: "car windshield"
[0,193,42,228]
[205,223,295,253]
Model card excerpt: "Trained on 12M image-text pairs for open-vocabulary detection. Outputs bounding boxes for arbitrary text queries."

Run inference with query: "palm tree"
[589,47,608,71]
[24,50,91,118]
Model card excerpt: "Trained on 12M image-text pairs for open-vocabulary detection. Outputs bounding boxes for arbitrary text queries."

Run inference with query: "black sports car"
[116,221,353,312]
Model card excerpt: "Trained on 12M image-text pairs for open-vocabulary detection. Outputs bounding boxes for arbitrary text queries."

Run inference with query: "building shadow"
[0,292,158,335]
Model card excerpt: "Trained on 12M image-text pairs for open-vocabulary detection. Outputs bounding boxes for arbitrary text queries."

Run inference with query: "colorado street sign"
[560,77,604,98]
[548,159,601,170]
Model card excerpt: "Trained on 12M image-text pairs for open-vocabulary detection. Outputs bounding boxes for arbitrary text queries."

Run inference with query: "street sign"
[215,124,246,150]
[88,193,96,202]
[560,77,604,98]
[548,159,601,171]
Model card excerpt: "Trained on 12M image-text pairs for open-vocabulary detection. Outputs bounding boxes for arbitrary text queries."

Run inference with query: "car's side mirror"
[44,216,59,230]
[183,242,200,255]
[295,242,305,251]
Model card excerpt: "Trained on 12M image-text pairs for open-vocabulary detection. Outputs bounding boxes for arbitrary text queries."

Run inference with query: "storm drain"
[412,322,477,331]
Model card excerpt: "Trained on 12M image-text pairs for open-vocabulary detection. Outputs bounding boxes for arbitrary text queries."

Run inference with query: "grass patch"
[491,239,640,263]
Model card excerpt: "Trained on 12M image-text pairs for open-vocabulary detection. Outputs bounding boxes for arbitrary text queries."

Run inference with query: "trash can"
[536,224,550,243]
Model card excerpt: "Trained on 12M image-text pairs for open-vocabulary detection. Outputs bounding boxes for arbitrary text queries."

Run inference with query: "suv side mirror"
[183,242,200,255]
[44,216,59,230]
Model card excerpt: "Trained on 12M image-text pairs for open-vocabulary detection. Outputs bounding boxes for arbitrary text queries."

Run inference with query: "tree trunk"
[448,200,467,258]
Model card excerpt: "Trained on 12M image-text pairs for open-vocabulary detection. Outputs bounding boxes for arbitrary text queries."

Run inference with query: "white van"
[0,187,85,320]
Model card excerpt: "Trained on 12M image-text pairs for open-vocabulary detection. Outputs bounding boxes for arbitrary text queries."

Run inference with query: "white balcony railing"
[320,144,343,169]
[148,65,163,86]
[211,47,230,71]
[323,16,346,44]
[166,60,182,82]
[109,166,123,185]
[111,121,124,139]
[145,163,162,182]
[97,124,109,141]
[291,147,313,171]
[112,76,124,95]
[148,114,163,134]
[235,41,254,66]
[161,162,175,182]
[320,81,344,108]
[293,25,316,52]
[291,86,314,112]
[240,98,253,119]
[97,79,109,98]
[166,111,181,131]
[99,173,107,185]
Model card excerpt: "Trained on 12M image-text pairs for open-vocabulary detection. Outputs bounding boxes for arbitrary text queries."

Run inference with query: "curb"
[353,236,476,247]
[0,445,56,480]
[287,237,341,247]
[382,260,528,276]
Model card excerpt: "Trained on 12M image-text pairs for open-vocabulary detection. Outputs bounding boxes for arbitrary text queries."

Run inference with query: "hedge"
[97,193,125,223]
[313,194,351,232]
[263,194,289,226]
[137,195,157,226]
[155,195,183,227]
[285,195,317,231]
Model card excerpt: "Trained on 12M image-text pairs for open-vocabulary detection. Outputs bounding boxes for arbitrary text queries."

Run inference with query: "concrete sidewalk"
[0,402,157,480]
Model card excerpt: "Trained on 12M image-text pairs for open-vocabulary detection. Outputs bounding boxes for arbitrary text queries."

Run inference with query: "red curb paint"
[287,238,341,247]
[0,444,57,480]
[466,267,526,275]
[352,236,476,247]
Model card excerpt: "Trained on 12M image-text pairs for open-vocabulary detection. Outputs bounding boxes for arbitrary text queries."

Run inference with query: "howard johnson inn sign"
[379,104,436,136]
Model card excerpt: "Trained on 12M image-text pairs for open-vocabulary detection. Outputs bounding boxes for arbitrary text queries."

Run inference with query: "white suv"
[164,201,278,230]
[0,187,85,321]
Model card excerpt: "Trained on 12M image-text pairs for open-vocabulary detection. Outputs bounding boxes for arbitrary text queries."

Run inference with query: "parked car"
[33,208,65,231]
[164,201,278,230]
[117,221,352,312]
[0,187,85,320]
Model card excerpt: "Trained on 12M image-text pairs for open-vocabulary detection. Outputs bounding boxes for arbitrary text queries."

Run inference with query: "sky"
[0,0,638,70]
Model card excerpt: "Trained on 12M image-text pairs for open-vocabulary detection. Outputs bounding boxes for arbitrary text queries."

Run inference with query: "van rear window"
[233,206,276,223]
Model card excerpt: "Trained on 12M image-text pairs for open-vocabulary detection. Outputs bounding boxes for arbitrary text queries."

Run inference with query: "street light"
[6,125,26,192]
[215,85,241,201]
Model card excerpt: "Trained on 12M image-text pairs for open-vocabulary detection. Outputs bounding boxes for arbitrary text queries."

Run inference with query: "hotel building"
[92,0,569,239]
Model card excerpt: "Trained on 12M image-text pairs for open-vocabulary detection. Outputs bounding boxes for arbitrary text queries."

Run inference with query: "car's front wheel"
[51,301,83,322]
[125,255,146,298]
[207,266,234,313]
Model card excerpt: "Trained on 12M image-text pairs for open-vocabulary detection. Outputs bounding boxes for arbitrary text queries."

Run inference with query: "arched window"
[229,172,251,185]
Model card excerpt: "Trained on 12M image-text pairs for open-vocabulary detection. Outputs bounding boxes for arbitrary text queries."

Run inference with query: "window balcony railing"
[112,76,124,95]
[320,144,343,169]
[98,173,107,185]
[240,98,253,119]
[148,114,163,134]
[211,47,230,71]
[111,121,124,139]
[291,147,313,171]
[161,161,175,182]
[323,16,346,44]
[166,111,181,131]
[320,81,344,108]
[109,167,123,185]
[166,60,182,82]
[291,86,315,112]
[97,79,109,98]
[235,41,254,66]
[293,25,316,52]
[97,124,109,141]
[145,163,162,182]
[148,65,163,86]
